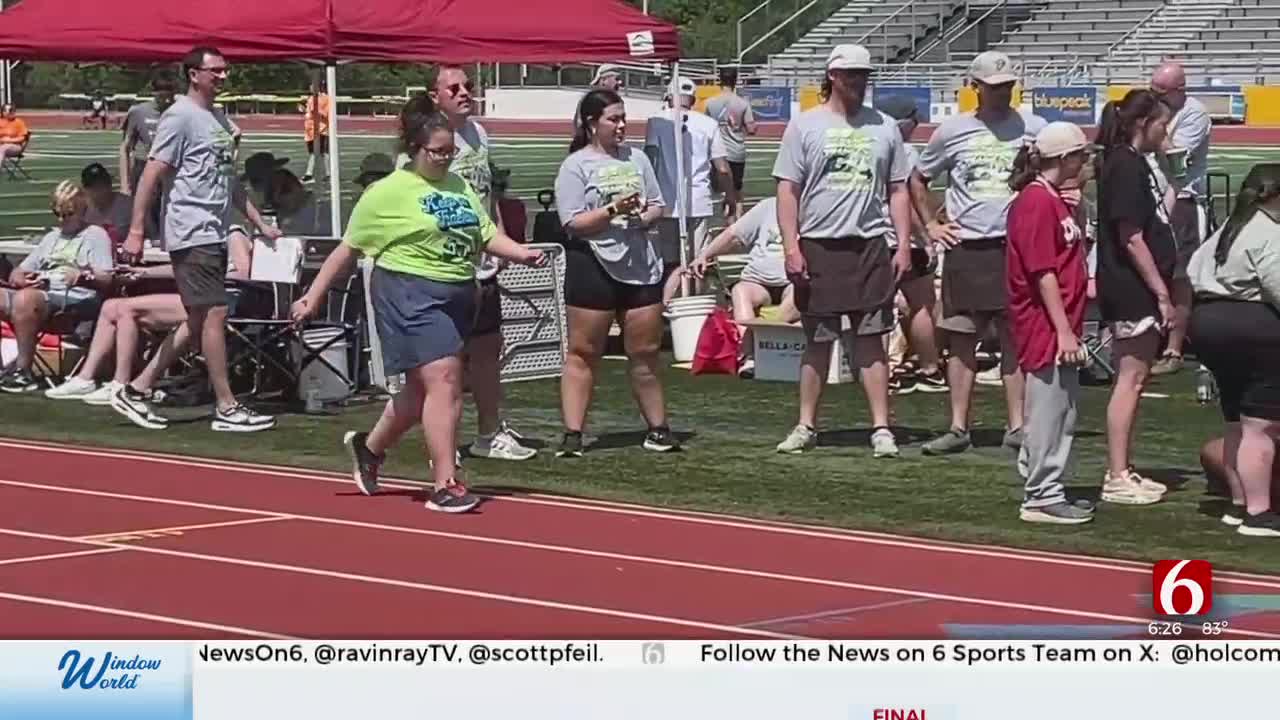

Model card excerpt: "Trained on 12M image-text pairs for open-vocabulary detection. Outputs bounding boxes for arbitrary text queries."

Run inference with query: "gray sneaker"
[922,429,971,456]
[1020,501,1095,525]
[776,424,817,454]
[1003,427,1024,450]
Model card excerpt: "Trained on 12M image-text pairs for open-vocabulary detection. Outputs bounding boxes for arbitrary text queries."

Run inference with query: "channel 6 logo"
[1152,560,1213,616]
[641,642,665,664]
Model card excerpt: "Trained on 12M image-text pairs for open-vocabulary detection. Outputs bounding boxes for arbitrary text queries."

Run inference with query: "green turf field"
[3,129,1277,240]
[3,131,1279,575]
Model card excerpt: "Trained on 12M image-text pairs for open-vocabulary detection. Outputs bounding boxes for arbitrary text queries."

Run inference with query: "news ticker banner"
[5,639,1279,719]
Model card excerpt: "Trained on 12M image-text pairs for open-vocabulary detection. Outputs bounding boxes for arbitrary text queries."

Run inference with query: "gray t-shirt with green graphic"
[733,198,787,287]
[451,119,502,280]
[123,100,163,159]
[916,109,1046,241]
[555,145,665,285]
[771,105,910,240]
[148,95,239,252]
[705,91,754,163]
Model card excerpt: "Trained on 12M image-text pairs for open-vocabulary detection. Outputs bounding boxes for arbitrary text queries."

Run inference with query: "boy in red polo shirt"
[1006,122,1094,525]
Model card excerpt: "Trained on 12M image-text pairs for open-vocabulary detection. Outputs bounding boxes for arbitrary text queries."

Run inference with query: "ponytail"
[1008,144,1042,192]
[1215,163,1280,266]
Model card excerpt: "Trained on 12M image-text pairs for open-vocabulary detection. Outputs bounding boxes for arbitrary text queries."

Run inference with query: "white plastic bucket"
[292,327,351,402]
[666,308,713,363]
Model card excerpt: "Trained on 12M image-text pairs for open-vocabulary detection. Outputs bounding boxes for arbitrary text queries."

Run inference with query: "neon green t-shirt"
[344,169,496,283]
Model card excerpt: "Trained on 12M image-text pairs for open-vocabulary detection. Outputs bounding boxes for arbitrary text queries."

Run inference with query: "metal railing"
[736,0,852,63]
[1103,4,1164,57]
[853,0,949,62]
[911,0,1009,60]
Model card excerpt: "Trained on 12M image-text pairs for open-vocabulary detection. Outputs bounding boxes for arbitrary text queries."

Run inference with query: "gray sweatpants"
[1017,363,1079,509]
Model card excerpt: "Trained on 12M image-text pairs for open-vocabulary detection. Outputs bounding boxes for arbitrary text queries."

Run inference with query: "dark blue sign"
[874,86,931,122]
[1032,87,1096,124]
[740,86,790,122]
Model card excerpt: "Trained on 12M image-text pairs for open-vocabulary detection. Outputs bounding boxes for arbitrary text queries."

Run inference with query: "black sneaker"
[914,369,948,393]
[643,425,680,452]
[1237,510,1280,538]
[889,372,916,395]
[425,479,480,513]
[343,431,383,496]
[110,383,169,430]
[1222,503,1246,527]
[0,369,38,394]
[556,431,584,458]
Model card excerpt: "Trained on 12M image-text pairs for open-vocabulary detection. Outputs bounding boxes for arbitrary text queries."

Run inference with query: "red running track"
[0,436,1278,640]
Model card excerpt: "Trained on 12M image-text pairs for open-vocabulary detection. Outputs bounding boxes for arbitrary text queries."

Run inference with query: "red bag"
[691,307,741,375]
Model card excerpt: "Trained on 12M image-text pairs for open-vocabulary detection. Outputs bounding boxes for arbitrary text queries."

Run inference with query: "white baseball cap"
[592,65,622,84]
[1033,122,1088,159]
[827,44,873,71]
[677,77,696,97]
[969,51,1018,85]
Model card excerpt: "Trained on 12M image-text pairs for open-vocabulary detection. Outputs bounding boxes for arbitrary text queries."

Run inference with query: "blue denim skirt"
[369,266,475,377]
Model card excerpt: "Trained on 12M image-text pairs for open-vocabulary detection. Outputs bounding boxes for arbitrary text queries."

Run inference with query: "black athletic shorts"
[565,243,662,311]
[472,277,503,336]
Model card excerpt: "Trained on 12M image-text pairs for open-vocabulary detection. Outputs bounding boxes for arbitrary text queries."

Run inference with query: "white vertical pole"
[671,61,688,297]
[325,63,342,237]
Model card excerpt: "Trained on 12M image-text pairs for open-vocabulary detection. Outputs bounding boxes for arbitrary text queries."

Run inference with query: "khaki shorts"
[802,306,895,344]
[938,310,1005,335]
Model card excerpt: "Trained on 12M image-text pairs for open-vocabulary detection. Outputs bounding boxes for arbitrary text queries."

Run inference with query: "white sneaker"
[211,403,276,433]
[82,380,123,406]
[776,424,817,454]
[45,376,97,400]
[871,427,899,458]
[470,422,536,461]
[1101,470,1162,505]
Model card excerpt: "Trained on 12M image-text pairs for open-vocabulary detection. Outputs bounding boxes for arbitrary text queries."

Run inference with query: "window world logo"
[58,649,162,690]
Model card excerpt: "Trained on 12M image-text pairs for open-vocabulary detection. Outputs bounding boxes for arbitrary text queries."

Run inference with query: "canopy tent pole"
[672,60,689,298]
[325,62,342,237]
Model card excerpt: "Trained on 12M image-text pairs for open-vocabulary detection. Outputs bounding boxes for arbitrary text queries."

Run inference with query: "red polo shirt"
[1006,178,1088,374]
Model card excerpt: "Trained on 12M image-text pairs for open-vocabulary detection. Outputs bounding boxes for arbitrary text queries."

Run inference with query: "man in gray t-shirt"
[771,44,913,459]
[120,74,177,238]
[704,67,758,194]
[124,45,279,434]
[910,50,1039,456]
[1150,61,1213,376]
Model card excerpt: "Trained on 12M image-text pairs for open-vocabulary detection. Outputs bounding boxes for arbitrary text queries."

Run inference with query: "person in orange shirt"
[300,78,330,183]
[0,104,30,159]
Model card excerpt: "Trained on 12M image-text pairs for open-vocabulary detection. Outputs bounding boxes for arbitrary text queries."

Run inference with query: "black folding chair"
[1,136,32,181]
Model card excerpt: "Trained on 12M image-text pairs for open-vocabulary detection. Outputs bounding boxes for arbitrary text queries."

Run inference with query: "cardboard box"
[742,319,855,384]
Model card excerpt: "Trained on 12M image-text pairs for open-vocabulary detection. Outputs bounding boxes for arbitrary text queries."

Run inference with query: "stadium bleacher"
[753,0,1280,89]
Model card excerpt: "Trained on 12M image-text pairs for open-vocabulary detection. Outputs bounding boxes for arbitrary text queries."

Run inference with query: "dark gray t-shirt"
[772,105,910,240]
[123,100,163,160]
[555,145,665,285]
[916,110,1046,241]
[149,95,239,252]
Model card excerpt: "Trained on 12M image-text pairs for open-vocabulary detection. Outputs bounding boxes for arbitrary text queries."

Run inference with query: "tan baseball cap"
[970,51,1018,85]
[827,44,873,71]
[1033,122,1088,159]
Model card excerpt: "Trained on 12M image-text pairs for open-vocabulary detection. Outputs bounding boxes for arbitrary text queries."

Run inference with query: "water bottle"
[304,389,323,414]
[385,372,404,396]
[1196,365,1215,405]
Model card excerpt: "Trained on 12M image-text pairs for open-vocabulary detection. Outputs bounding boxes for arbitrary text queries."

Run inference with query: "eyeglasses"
[447,82,475,97]
[424,147,457,161]
[197,66,230,77]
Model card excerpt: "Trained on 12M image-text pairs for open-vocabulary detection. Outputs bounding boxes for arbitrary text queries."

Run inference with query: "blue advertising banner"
[874,86,931,121]
[741,86,790,122]
[1032,87,1096,124]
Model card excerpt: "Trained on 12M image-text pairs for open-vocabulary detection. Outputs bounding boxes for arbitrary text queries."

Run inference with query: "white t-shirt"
[644,108,727,219]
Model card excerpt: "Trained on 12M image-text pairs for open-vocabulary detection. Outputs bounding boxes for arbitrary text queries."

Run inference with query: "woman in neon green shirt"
[293,97,543,513]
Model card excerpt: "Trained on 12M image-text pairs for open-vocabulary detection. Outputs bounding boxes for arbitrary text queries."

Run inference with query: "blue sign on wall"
[1032,87,1096,124]
[741,86,790,121]
[873,86,931,122]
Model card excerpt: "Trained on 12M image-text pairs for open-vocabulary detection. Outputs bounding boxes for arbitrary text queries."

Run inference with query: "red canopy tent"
[0,0,683,236]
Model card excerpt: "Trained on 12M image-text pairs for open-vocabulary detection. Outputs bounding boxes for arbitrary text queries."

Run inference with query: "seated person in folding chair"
[268,167,332,236]
[675,197,796,378]
[0,181,116,392]
[44,232,254,427]
[0,104,30,174]
[81,162,133,245]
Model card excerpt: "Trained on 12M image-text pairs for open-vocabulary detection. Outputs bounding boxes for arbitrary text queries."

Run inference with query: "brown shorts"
[171,244,229,309]
[802,306,895,343]
[940,237,1006,332]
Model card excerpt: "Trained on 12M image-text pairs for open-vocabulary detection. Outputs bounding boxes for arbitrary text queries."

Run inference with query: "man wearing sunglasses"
[429,65,536,462]
[124,45,281,433]
[1148,61,1212,377]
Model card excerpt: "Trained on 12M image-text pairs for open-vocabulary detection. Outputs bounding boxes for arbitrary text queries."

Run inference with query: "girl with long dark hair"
[1094,89,1176,506]
[553,89,671,457]
[1188,164,1280,536]
[292,95,543,513]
